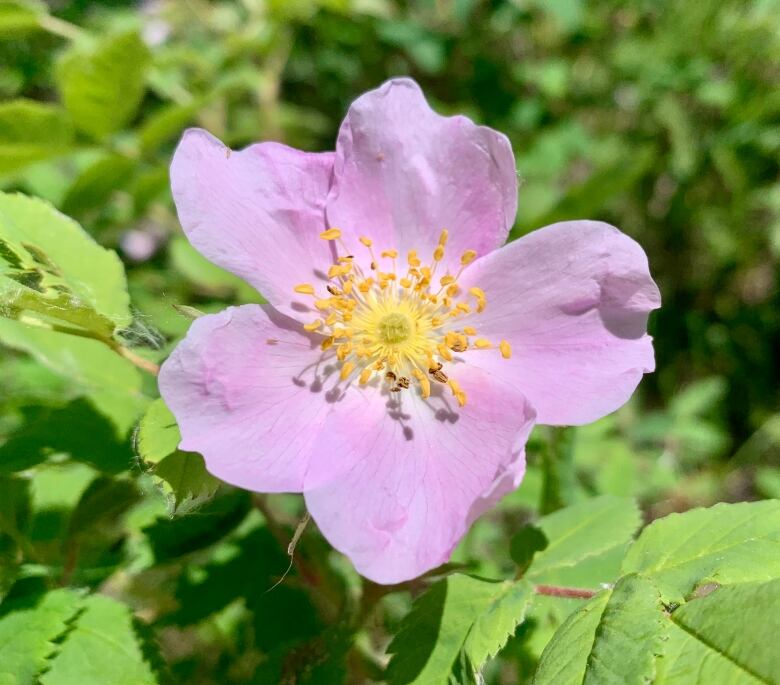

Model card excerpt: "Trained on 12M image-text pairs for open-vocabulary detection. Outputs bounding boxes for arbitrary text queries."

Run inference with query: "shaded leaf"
[0,320,147,435]
[61,153,136,216]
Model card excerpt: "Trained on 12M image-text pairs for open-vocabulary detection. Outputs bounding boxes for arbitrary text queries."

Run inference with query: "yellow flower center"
[293,228,512,407]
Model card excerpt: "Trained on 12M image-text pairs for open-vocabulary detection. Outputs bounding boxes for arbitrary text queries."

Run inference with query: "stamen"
[320,228,342,240]
[289,232,506,406]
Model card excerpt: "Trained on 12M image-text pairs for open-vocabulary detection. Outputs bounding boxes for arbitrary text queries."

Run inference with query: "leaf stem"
[534,584,598,599]
[114,344,160,376]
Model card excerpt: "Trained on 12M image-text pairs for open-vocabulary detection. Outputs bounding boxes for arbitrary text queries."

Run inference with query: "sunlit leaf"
[621,500,780,601]
[56,31,151,140]
[0,588,83,685]
[40,594,161,685]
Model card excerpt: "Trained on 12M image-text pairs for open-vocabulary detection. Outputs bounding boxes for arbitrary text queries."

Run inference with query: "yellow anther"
[474,338,491,349]
[440,275,455,286]
[411,368,431,399]
[445,332,458,348]
[321,337,334,351]
[337,256,353,264]
[420,266,432,279]
[437,343,453,361]
[328,264,350,279]
[433,245,445,261]
[500,340,512,359]
[343,280,354,295]
[359,367,373,385]
[342,312,353,321]
[408,250,421,267]
[439,229,449,246]
[336,343,352,361]
[340,361,355,380]
[320,228,342,240]
[446,284,460,297]
[463,326,477,336]
[358,278,373,293]
[303,320,322,331]
[359,236,373,247]
[325,312,338,326]
[448,379,467,407]
[400,277,412,288]
[314,298,332,310]
[461,250,477,265]
[456,302,471,314]
[294,283,315,295]
[431,317,444,328]
[381,272,397,281]
[381,249,398,258]
[468,286,485,300]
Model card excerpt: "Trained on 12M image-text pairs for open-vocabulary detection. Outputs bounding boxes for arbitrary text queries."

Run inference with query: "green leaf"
[143,488,250,562]
[531,590,610,685]
[0,320,147,435]
[0,474,31,539]
[463,579,534,668]
[510,524,548,574]
[0,191,132,334]
[40,594,160,685]
[136,398,180,465]
[56,31,151,140]
[138,101,199,154]
[621,500,780,601]
[0,400,135,473]
[527,495,642,587]
[386,574,533,684]
[137,399,219,515]
[60,153,136,216]
[0,589,83,685]
[533,574,665,685]
[154,452,220,516]
[658,579,780,685]
[0,0,46,38]
[0,100,73,175]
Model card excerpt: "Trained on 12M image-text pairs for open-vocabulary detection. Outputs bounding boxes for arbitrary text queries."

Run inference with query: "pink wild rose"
[159,78,660,584]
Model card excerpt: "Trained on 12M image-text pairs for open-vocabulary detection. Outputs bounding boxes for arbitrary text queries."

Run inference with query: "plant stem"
[534,584,598,599]
[114,344,160,375]
[38,14,85,41]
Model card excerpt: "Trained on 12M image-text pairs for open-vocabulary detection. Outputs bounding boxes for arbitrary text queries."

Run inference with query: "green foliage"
[386,575,534,684]
[40,594,162,685]
[621,500,780,600]
[137,399,220,515]
[56,31,150,141]
[0,100,73,175]
[0,191,131,335]
[0,588,83,685]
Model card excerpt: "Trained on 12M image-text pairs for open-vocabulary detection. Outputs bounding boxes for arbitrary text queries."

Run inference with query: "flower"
[159,78,660,584]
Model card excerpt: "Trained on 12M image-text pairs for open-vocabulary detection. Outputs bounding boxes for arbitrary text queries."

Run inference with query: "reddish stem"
[534,584,598,599]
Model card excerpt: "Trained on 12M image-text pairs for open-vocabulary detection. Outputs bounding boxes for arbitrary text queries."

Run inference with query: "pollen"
[320,228,342,240]
[290,229,510,406]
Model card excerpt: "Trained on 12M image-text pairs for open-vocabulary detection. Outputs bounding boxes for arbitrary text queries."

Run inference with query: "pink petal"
[459,220,661,426]
[170,129,335,321]
[158,305,344,493]
[304,366,535,584]
[327,78,517,274]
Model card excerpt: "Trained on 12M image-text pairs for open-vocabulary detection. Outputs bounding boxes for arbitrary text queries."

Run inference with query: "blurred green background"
[1,0,779,682]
